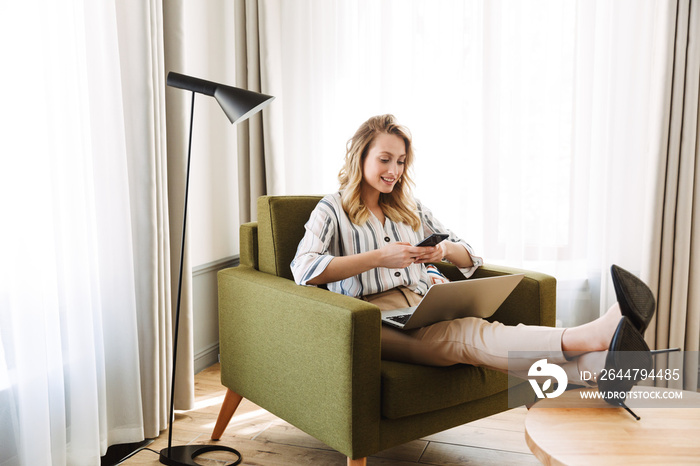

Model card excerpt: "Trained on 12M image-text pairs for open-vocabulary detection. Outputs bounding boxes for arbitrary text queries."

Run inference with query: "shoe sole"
[611,265,655,334]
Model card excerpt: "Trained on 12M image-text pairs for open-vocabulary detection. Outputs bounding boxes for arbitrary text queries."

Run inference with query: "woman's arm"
[441,241,474,268]
[307,242,437,285]
[416,200,482,276]
[306,249,380,285]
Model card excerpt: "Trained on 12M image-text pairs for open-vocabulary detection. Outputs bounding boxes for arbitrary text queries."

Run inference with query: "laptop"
[381,274,524,330]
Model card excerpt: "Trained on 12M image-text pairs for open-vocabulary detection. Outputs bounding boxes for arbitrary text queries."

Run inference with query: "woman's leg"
[403,318,567,370]
[381,305,622,372]
[368,286,622,372]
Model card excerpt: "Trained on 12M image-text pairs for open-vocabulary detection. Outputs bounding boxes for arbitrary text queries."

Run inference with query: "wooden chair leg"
[211,388,244,440]
[347,457,366,466]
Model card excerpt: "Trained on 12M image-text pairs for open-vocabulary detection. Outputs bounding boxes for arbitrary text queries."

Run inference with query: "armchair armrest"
[218,265,382,455]
[434,262,556,328]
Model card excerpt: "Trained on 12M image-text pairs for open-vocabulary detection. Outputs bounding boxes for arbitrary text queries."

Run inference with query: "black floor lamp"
[161,72,274,466]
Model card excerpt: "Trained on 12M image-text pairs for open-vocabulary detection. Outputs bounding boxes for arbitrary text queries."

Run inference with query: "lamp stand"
[159,91,241,466]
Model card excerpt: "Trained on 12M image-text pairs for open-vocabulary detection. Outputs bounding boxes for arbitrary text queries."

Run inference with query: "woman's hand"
[414,243,445,264]
[378,242,440,268]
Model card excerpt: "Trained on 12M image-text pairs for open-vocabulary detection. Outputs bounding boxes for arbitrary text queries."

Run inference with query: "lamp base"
[159,445,241,466]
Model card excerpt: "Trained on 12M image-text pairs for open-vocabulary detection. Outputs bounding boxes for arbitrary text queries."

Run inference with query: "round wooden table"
[524,386,700,465]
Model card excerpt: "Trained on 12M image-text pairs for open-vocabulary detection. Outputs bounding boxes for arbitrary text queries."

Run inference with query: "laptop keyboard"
[386,314,411,325]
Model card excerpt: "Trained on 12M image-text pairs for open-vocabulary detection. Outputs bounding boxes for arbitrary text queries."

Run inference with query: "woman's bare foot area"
[561,303,622,356]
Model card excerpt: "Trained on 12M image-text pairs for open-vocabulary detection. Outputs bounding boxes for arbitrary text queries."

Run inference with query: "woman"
[291,114,654,377]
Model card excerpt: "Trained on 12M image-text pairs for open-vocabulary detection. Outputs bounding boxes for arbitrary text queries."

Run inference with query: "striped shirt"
[290,192,483,298]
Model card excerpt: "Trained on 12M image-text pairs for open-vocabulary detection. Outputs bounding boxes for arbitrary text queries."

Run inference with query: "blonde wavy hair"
[338,114,421,230]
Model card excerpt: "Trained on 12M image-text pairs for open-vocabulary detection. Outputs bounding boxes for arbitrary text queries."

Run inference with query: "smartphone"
[415,233,449,247]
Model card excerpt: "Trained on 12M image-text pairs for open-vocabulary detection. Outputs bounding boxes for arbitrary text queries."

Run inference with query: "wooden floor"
[124,363,540,465]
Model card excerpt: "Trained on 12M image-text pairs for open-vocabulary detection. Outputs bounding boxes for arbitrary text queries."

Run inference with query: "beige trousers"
[364,286,569,372]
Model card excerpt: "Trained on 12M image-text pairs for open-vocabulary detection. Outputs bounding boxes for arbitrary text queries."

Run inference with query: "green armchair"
[212,195,556,465]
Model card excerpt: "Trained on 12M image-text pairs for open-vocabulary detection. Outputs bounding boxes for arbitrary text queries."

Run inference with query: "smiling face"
[361,132,407,201]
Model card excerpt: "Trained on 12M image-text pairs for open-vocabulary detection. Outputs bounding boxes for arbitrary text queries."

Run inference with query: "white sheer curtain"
[260,0,665,326]
[0,1,170,464]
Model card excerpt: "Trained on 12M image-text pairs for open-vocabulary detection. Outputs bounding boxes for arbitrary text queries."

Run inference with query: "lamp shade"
[167,72,274,124]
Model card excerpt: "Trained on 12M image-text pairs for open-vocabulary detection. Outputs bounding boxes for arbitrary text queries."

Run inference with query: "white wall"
[181,0,240,267]
[179,1,242,371]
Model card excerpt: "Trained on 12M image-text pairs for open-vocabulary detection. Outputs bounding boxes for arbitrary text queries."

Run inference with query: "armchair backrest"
[254,195,322,280]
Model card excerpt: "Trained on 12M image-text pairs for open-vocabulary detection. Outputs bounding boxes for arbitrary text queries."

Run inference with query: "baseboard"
[194,341,220,374]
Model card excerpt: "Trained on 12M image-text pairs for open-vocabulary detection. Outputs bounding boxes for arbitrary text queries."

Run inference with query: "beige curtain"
[163,1,197,414]
[236,0,287,222]
[235,0,267,222]
[644,0,700,388]
[116,0,171,437]
[118,0,194,436]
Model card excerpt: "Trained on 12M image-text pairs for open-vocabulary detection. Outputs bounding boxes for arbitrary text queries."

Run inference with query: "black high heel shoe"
[598,317,652,420]
[611,265,655,335]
